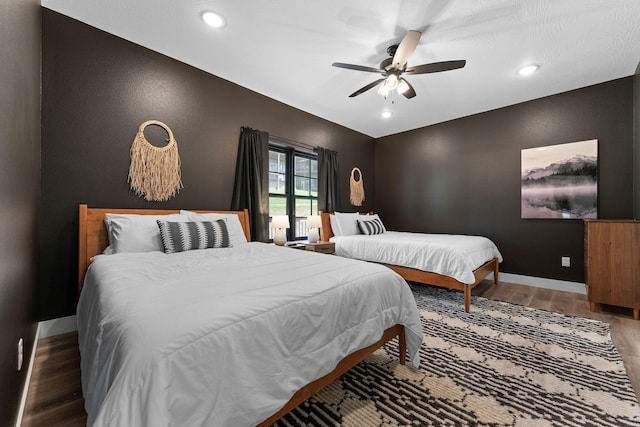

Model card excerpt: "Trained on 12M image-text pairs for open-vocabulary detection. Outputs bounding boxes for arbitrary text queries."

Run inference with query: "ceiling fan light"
[385,74,399,90]
[377,84,391,97]
[397,79,410,95]
[202,11,226,28]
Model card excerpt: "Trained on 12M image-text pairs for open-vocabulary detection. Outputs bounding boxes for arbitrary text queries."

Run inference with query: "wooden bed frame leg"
[493,258,499,285]
[257,325,405,426]
[464,285,471,313]
[399,328,406,365]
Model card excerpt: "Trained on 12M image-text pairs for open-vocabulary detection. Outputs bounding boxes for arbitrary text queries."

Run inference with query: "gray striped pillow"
[357,217,385,235]
[157,220,231,254]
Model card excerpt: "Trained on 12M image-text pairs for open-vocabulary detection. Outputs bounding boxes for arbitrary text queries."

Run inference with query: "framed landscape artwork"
[521,139,598,219]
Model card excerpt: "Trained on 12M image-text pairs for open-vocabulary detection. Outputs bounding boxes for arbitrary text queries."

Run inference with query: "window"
[268,145,318,241]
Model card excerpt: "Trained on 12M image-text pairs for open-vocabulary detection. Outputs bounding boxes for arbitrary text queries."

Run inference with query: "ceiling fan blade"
[405,60,466,74]
[349,78,386,97]
[399,78,416,99]
[391,30,422,69]
[332,62,383,73]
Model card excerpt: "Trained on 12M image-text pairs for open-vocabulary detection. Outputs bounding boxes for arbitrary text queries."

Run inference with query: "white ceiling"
[42,0,640,138]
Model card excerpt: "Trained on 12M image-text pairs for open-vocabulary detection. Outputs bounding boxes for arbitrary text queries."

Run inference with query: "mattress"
[77,242,423,427]
[330,231,503,284]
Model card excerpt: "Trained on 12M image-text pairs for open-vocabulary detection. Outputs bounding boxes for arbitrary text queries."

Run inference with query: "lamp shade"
[307,215,321,243]
[272,215,290,229]
[307,215,322,229]
[377,83,390,96]
[385,73,398,89]
[397,78,410,95]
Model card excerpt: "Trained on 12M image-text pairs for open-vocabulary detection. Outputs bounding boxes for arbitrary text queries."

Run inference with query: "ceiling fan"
[332,30,466,99]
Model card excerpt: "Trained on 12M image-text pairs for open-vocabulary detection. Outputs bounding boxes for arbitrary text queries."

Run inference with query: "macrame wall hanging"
[349,167,365,206]
[128,120,183,202]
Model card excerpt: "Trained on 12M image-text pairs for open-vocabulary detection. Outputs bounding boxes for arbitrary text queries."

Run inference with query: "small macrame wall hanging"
[128,120,183,202]
[349,167,365,206]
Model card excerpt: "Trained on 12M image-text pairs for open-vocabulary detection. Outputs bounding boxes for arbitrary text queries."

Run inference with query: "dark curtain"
[316,146,341,212]
[231,127,269,242]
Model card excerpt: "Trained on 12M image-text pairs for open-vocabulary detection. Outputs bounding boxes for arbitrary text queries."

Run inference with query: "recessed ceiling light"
[381,111,392,119]
[202,11,226,28]
[517,64,539,76]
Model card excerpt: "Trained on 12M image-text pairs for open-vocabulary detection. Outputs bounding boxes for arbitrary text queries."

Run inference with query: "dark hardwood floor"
[21,330,86,426]
[20,280,640,426]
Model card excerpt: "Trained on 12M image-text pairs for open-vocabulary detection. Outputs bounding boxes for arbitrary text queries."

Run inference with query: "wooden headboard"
[78,204,251,294]
[319,211,335,242]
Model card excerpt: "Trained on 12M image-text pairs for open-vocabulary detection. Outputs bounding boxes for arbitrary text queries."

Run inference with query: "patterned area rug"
[274,285,640,427]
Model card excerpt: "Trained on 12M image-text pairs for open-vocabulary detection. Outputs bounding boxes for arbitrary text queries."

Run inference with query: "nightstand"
[305,241,335,254]
[283,242,307,250]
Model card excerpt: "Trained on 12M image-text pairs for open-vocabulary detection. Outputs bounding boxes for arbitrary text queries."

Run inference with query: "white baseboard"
[488,272,586,295]
[15,317,78,425]
[38,315,77,338]
[15,323,40,427]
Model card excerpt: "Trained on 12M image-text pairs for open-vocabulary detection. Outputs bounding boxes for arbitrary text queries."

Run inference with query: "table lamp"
[307,215,322,243]
[272,215,290,246]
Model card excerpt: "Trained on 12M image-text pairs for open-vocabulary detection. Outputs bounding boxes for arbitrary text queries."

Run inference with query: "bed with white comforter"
[330,231,503,284]
[78,242,423,427]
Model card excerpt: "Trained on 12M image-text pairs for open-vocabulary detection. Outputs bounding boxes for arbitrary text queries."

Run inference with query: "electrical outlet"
[561,256,571,268]
[17,338,23,371]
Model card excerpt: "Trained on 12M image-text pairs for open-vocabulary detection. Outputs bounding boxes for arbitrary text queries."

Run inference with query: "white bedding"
[77,242,423,427]
[330,231,503,284]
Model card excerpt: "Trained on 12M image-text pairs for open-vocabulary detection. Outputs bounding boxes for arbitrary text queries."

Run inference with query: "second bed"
[320,212,503,312]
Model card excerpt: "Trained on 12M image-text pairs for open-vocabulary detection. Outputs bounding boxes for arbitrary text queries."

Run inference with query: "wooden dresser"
[584,220,640,320]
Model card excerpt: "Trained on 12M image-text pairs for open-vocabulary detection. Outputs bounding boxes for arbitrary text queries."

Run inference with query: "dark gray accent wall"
[375,78,634,283]
[41,10,374,320]
[0,0,41,423]
[634,64,640,218]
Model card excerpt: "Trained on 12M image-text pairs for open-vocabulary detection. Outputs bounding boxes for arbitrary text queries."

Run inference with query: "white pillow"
[104,213,188,254]
[334,212,361,236]
[180,210,248,246]
[329,214,341,236]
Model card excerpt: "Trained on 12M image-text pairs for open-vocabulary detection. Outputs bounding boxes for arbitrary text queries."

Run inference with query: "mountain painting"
[521,139,597,219]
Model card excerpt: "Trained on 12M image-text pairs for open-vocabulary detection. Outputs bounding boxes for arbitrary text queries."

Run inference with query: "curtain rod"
[270,135,316,152]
